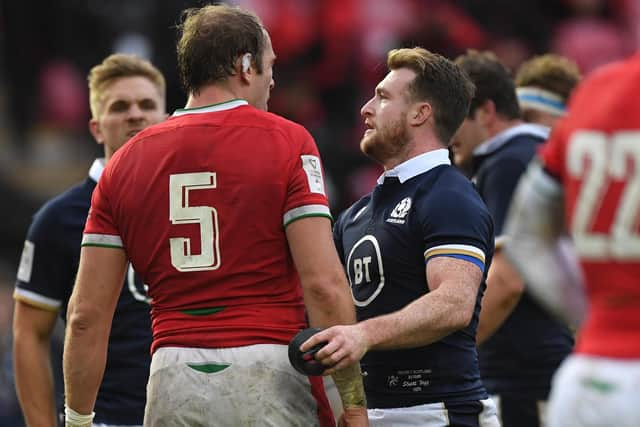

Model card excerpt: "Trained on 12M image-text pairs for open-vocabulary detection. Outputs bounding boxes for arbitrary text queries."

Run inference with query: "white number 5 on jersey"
[169,172,221,271]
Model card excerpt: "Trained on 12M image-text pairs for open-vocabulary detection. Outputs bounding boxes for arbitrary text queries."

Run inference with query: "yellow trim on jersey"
[424,244,485,263]
[13,291,60,312]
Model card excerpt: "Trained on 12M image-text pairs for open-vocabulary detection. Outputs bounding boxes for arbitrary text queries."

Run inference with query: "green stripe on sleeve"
[283,204,333,228]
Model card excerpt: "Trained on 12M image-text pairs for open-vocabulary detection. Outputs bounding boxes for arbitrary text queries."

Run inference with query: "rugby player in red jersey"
[62,4,366,427]
[505,53,640,426]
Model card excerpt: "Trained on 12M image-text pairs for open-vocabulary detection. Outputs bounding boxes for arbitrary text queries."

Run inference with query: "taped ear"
[241,53,252,73]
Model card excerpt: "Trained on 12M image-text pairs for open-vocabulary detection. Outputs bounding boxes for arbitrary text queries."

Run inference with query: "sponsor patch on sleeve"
[17,240,35,283]
[301,155,326,195]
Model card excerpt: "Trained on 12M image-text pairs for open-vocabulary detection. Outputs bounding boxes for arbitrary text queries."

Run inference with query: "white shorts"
[367,398,499,427]
[144,345,333,426]
[547,354,640,427]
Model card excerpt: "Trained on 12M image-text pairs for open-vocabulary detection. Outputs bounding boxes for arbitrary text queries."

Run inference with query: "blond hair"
[515,54,581,102]
[88,53,166,118]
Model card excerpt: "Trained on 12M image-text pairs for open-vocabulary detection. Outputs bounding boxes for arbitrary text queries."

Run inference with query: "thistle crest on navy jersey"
[386,197,412,224]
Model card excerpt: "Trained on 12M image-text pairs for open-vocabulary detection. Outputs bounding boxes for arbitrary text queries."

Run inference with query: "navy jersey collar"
[172,99,248,117]
[88,158,106,183]
[377,148,450,185]
[473,123,550,157]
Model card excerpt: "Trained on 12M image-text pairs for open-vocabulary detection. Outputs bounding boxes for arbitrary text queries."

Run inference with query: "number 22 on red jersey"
[567,131,640,260]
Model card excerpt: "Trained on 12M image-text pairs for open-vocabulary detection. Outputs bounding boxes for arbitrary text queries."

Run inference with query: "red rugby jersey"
[540,54,640,358]
[83,100,331,353]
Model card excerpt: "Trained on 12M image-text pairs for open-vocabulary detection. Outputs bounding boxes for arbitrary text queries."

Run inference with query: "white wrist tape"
[65,406,95,427]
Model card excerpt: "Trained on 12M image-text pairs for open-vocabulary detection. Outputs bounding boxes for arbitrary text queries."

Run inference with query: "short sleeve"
[82,167,124,248]
[14,208,73,311]
[477,158,527,238]
[282,125,332,227]
[539,120,569,183]
[332,211,347,265]
[418,186,494,274]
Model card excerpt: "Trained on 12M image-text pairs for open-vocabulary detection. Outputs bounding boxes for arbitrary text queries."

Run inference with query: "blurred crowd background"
[0,0,639,424]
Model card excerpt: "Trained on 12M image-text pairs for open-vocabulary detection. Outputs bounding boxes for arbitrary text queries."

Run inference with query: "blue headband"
[517,87,566,116]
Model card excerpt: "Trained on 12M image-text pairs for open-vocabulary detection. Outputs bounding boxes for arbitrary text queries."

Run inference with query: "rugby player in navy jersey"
[12,54,166,427]
[452,50,574,427]
[301,47,500,426]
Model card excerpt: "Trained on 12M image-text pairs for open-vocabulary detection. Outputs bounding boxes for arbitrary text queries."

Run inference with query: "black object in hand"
[288,327,327,376]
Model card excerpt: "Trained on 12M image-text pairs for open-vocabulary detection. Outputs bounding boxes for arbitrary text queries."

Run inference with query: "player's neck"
[487,118,523,139]
[383,132,442,170]
[184,84,246,109]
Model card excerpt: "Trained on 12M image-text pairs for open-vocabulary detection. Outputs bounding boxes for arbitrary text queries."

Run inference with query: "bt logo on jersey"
[353,256,372,285]
[346,234,385,306]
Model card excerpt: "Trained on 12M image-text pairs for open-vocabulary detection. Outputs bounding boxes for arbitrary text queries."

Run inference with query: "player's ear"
[237,53,253,84]
[476,99,495,126]
[409,101,432,127]
[89,118,104,145]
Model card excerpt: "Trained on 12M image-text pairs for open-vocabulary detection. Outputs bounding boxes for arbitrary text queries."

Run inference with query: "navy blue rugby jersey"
[14,159,151,425]
[471,124,574,394]
[334,149,494,409]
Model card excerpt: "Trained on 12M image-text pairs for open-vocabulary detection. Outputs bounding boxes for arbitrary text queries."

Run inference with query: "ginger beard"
[360,113,410,164]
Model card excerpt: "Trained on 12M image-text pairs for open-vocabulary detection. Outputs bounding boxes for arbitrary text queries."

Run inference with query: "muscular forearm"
[362,287,471,351]
[14,336,57,427]
[63,313,110,415]
[63,246,126,416]
[286,216,358,328]
[304,279,357,328]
